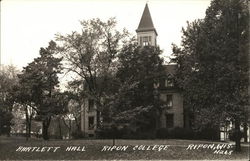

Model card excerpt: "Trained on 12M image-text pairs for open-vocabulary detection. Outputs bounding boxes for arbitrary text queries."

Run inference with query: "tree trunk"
[28,118,31,138]
[234,119,241,152]
[74,116,81,133]
[97,110,100,128]
[25,107,31,140]
[62,117,72,139]
[25,119,29,141]
[112,138,115,146]
[58,117,62,139]
[42,117,51,140]
[69,120,72,139]
[243,121,248,143]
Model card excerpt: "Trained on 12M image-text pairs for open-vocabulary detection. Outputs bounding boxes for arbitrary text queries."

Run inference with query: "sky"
[1,0,211,70]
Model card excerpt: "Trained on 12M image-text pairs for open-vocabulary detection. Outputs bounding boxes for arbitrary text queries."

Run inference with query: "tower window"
[141,36,152,46]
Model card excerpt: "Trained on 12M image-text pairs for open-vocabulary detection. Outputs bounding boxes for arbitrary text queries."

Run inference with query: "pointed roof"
[136,3,158,35]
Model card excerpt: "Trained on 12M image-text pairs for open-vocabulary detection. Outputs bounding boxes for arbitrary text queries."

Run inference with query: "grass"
[0,136,249,160]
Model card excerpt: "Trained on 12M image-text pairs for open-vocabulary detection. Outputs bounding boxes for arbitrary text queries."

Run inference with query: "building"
[136,3,184,129]
[80,98,97,137]
[158,65,184,129]
[80,3,185,137]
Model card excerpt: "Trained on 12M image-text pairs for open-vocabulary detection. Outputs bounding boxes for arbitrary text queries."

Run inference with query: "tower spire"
[136,3,157,35]
[136,3,157,46]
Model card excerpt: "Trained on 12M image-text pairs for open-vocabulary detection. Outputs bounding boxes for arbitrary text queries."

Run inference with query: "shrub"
[228,129,244,141]
[182,128,195,139]
[169,127,182,138]
[95,126,121,139]
[96,125,155,139]
[195,128,220,140]
[71,130,86,139]
[123,131,155,139]
[156,127,195,139]
[156,128,169,139]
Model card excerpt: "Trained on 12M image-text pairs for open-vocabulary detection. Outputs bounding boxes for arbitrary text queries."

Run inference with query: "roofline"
[136,28,158,36]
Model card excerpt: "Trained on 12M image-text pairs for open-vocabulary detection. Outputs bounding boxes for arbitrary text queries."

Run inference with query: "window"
[143,36,148,41]
[166,95,173,108]
[143,37,149,46]
[143,42,149,46]
[160,94,173,108]
[141,36,152,46]
[88,99,94,111]
[165,78,174,87]
[166,114,174,128]
[140,37,143,46]
[88,116,94,130]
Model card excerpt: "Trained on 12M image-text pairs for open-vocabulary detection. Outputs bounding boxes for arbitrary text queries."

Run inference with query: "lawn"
[0,136,249,160]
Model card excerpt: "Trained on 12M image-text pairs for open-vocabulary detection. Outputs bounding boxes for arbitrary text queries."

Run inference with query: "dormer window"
[165,78,174,87]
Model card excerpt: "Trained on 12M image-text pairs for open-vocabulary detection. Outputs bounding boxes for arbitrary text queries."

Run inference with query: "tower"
[136,3,158,46]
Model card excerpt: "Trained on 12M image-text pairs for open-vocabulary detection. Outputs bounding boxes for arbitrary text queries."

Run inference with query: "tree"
[56,18,129,129]
[18,41,67,140]
[172,0,249,151]
[0,65,19,136]
[107,42,165,132]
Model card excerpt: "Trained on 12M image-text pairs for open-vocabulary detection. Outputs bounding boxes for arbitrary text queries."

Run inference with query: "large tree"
[105,42,165,132]
[18,41,67,140]
[172,0,249,151]
[56,18,129,129]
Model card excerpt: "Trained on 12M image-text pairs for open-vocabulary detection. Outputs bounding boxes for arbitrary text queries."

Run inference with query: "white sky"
[1,0,211,70]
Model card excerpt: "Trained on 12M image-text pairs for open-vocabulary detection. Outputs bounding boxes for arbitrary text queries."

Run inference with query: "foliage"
[17,41,67,140]
[95,125,122,139]
[171,0,249,151]
[0,65,19,135]
[71,130,86,139]
[156,127,220,140]
[228,129,244,141]
[155,128,169,139]
[63,80,85,132]
[0,108,13,135]
[105,43,165,131]
[156,128,193,139]
[56,18,130,127]
[11,104,26,134]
